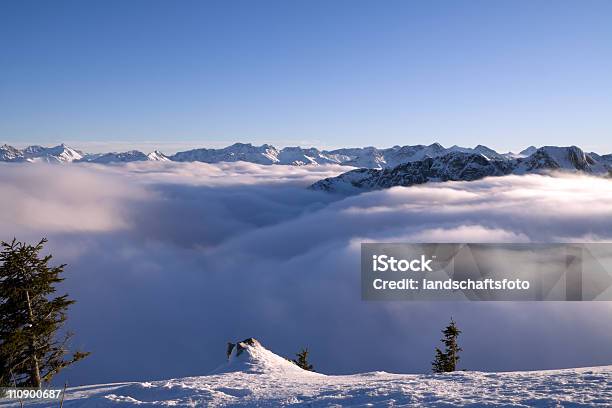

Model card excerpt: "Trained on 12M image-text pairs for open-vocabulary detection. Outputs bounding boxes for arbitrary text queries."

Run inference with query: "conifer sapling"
[292,347,314,371]
[431,318,462,373]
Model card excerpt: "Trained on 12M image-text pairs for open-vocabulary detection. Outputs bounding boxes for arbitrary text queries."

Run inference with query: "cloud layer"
[1,162,612,385]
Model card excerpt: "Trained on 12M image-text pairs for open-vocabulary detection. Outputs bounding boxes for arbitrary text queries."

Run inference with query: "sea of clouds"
[1,161,612,385]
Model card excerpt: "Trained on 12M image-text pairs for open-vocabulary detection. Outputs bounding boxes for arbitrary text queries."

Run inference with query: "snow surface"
[2,340,610,407]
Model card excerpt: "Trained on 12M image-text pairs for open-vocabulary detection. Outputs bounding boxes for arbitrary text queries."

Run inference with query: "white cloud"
[0,164,151,233]
[1,163,611,385]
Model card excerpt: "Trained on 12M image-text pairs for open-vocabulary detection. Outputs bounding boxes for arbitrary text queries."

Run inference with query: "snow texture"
[1,340,609,407]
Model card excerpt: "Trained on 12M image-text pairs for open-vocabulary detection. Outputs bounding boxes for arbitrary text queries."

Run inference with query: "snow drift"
[213,338,318,376]
[0,339,609,407]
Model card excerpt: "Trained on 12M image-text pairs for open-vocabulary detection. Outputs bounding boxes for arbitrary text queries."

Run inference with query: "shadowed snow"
[1,340,609,407]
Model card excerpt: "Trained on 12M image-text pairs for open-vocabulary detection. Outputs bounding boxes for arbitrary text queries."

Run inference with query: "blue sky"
[1,0,611,153]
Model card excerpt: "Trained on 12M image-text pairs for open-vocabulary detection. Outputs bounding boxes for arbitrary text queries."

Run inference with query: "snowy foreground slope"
[3,339,610,407]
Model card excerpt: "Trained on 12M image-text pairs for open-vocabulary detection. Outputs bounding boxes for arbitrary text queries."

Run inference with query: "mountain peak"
[0,144,23,161]
[517,145,597,172]
[474,144,494,151]
[519,146,538,156]
[81,150,148,163]
[147,150,170,161]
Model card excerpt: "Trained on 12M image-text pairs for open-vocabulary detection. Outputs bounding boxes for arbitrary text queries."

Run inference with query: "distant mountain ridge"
[310,146,612,193]
[3,142,610,169]
[0,143,85,163]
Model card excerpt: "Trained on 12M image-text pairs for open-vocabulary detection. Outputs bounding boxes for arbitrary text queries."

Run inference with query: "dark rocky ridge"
[310,146,612,194]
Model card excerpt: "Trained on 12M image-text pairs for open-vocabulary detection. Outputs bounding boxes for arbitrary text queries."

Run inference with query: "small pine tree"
[431,348,448,374]
[292,347,314,371]
[0,238,90,387]
[431,318,462,373]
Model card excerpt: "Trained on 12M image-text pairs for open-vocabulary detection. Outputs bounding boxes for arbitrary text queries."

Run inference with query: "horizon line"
[2,140,597,156]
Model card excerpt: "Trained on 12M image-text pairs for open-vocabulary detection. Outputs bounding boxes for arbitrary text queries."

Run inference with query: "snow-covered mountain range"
[2,338,609,407]
[2,141,610,169]
[310,146,612,193]
[3,143,611,194]
[0,143,85,163]
[0,143,174,164]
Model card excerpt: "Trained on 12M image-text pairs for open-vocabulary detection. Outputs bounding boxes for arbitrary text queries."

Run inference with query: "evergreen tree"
[431,348,448,373]
[292,347,314,371]
[431,318,462,373]
[0,238,89,387]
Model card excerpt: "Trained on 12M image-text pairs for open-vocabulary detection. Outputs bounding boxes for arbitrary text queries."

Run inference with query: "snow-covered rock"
[377,143,445,167]
[600,154,612,166]
[170,143,281,165]
[21,144,84,163]
[2,142,611,181]
[80,150,149,163]
[311,146,612,193]
[310,152,514,193]
[0,144,175,164]
[324,146,388,168]
[167,143,533,169]
[514,145,603,174]
[3,339,609,407]
[0,144,24,162]
[276,147,337,165]
[447,144,508,161]
[213,338,316,376]
[0,143,86,163]
[519,145,538,157]
[146,150,171,161]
